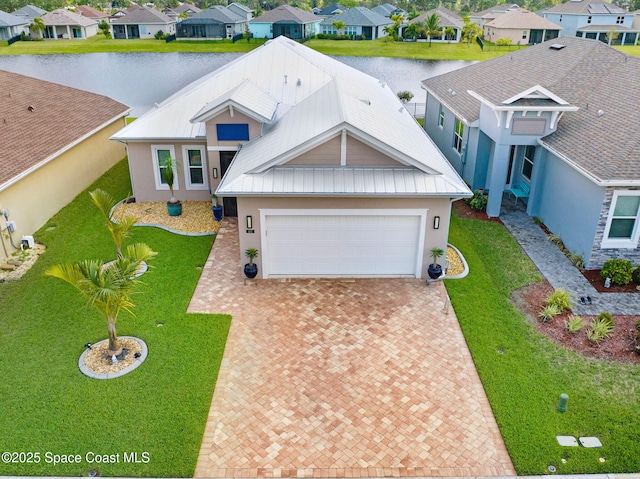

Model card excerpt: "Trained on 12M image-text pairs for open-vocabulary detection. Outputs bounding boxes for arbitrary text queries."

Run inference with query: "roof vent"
[27,105,34,112]
[597,109,605,116]
[296,78,301,87]
[549,44,566,50]
[284,75,288,84]
[360,98,371,106]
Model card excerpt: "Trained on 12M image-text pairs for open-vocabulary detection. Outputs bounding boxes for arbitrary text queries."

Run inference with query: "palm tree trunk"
[107,318,121,355]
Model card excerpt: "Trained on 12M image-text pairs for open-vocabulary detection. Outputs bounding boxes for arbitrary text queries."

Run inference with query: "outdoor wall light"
[433,216,440,229]
[212,167,218,179]
[246,215,253,229]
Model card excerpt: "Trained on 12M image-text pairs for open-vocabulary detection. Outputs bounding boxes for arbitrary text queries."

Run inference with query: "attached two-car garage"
[261,210,426,277]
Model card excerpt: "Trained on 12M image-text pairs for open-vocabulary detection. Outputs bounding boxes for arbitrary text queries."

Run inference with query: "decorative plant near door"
[427,247,444,279]
[211,194,223,222]
[244,248,259,279]
[162,156,182,216]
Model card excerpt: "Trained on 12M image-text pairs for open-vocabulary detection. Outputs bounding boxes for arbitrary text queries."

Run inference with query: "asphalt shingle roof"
[0,70,129,189]
[11,4,46,21]
[408,7,463,27]
[251,5,319,24]
[319,7,392,27]
[545,0,627,14]
[75,5,108,19]
[181,6,245,24]
[42,9,97,26]
[485,9,562,29]
[111,6,174,25]
[422,36,640,183]
[0,10,28,27]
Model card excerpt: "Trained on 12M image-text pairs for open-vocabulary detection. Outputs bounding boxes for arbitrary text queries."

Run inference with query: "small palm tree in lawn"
[425,13,441,47]
[45,243,157,355]
[332,19,346,36]
[89,188,136,259]
[29,17,45,38]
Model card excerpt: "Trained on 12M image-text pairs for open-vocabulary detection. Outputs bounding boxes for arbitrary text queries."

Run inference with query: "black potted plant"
[244,248,259,279]
[162,156,182,216]
[427,247,444,279]
[211,194,223,222]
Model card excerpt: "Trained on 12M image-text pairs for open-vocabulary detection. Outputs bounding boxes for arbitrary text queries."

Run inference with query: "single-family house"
[371,3,407,19]
[542,0,638,45]
[316,3,347,17]
[177,6,247,40]
[0,10,29,41]
[111,6,176,39]
[174,3,202,17]
[75,5,109,22]
[40,9,98,39]
[227,2,253,21]
[469,3,521,26]
[422,37,640,269]
[11,4,46,23]
[249,5,321,39]
[320,7,392,39]
[111,36,470,279]
[483,9,561,44]
[0,70,129,262]
[404,6,463,42]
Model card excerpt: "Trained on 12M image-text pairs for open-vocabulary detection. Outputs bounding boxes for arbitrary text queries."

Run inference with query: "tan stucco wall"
[287,135,341,165]
[236,196,453,279]
[484,26,528,44]
[0,118,126,261]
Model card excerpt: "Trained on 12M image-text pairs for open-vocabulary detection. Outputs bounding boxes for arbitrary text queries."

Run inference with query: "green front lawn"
[446,214,640,475]
[0,159,230,477]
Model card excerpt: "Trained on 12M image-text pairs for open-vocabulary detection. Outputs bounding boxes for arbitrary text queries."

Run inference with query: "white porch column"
[486,143,512,217]
[67,25,71,39]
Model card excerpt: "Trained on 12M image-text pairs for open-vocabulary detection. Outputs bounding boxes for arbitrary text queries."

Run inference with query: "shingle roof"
[408,7,463,27]
[0,10,28,27]
[545,0,626,14]
[251,5,319,24]
[422,36,640,183]
[228,2,253,13]
[42,9,97,26]
[174,3,202,14]
[472,3,520,16]
[111,6,174,25]
[0,70,129,190]
[320,7,392,27]
[75,5,108,19]
[371,3,406,17]
[11,4,46,21]
[181,6,245,24]
[485,9,562,29]
[318,3,347,16]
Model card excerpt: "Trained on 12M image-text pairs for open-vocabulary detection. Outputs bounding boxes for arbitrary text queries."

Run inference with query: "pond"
[0,52,473,116]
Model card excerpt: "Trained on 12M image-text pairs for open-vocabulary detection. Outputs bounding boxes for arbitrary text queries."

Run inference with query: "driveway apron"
[188,218,514,478]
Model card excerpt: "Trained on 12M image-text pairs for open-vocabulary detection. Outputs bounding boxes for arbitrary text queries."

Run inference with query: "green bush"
[154,30,166,40]
[600,258,634,285]
[569,252,584,269]
[538,304,559,322]
[587,312,614,343]
[565,315,585,333]
[545,288,573,312]
[316,33,351,40]
[465,189,488,212]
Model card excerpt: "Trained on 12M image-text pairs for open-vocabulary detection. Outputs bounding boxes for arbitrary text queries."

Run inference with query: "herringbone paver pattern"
[189,218,514,478]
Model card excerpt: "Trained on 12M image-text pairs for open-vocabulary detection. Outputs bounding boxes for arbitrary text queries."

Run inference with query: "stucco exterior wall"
[205,110,262,147]
[249,22,271,38]
[236,196,453,279]
[0,118,127,261]
[484,26,529,44]
[138,22,176,38]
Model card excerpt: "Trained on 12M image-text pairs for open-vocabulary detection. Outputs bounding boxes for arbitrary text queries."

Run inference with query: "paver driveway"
[188,218,514,478]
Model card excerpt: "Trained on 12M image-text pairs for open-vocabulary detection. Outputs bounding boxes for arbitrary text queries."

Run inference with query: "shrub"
[545,288,573,312]
[465,189,488,212]
[587,313,614,343]
[600,258,634,285]
[154,30,166,40]
[547,234,564,249]
[569,252,584,269]
[565,315,585,333]
[539,304,559,322]
[19,31,31,41]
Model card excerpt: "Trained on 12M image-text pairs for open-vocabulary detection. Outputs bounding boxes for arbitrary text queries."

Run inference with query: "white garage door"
[264,212,424,277]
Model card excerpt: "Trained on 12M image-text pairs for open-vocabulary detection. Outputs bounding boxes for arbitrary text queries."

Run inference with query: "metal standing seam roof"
[0,10,28,27]
[112,36,469,197]
[319,7,392,27]
[421,36,640,183]
[42,9,98,26]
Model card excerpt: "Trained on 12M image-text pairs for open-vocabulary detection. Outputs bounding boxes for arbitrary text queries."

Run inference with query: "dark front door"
[219,151,238,217]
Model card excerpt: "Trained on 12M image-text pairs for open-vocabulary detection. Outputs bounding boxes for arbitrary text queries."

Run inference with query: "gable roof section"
[175,3,202,14]
[0,70,129,191]
[181,6,246,24]
[42,9,97,26]
[485,9,562,29]
[0,10,28,27]
[472,3,520,16]
[545,0,626,14]
[11,4,46,20]
[228,2,252,13]
[111,6,175,25]
[318,3,346,15]
[75,5,108,19]
[251,5,319,24]
[408,7,463,27]
[422,36,640,184]
[320,7,392,27]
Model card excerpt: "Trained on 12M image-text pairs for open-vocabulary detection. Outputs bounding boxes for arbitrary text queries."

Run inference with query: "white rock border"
[79,336,148,380]
[445,243,470,279]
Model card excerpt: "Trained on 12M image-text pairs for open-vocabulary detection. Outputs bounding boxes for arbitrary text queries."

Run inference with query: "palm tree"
[332,20,346,36]
[89,188,136,258]
[45,243,157,355]
[424,13,441,47]
[29,17,45,39]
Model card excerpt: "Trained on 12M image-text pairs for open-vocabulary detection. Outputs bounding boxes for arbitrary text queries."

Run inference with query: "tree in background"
[97,20,111,38]
[606,26,620,44]
[29,17,45,38]
[424,12,440,46]
[332,19,346,35]
[460,15,482,46]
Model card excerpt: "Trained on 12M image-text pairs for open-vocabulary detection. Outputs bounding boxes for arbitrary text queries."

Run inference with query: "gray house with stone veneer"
[422,37,640,269]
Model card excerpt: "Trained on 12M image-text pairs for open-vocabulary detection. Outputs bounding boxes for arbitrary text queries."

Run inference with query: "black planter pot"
[212,205,223,222]
[244,263,258,279]
[427,264,443,280]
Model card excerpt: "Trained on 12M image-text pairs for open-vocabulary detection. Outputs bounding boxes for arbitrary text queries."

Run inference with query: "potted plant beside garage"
[211,194,223,222]
[162,156,182,216]
[427,247,444,279]
[244,248,259,279]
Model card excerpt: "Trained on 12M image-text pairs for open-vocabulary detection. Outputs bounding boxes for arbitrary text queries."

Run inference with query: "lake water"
[0,52,473,116]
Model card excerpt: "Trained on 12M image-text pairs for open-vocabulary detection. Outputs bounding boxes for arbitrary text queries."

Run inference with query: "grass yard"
[0,159,230,477]
[445,214,640,475]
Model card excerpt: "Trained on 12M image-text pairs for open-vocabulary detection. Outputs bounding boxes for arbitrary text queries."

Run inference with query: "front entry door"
[219,151,238,217]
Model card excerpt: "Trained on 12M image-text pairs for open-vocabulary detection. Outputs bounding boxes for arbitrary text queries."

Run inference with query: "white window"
[438,104,444,127]
[522,145,535,181]
[522,30,527,39]
[151,144,178,191]
[602,191,640,248]
[453,118,464,154]
[182,146,208,190]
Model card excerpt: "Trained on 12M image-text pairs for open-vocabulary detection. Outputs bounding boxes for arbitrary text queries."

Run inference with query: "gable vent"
[549,44,566,50]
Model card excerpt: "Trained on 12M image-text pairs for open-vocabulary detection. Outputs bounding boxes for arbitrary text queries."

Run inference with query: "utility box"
[21,235,34,249]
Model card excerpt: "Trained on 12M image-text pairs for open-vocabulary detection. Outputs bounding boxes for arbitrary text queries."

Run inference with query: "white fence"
[404,102,425,118]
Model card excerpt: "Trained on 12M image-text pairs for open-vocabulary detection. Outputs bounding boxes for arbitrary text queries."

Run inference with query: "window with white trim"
[453,118,464,154]
[151,144,178,191]
[522,145,535,181]
[602,191,640,248]
[438,104,444,127]
[182,146,208,190]
[616,16,624,24]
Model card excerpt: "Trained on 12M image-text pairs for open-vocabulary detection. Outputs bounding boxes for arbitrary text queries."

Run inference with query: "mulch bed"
[581,268,640,293]
[451,199,503,223]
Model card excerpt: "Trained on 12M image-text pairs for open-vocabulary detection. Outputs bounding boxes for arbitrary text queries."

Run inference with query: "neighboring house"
[0,10,29,40]
[227,2,253,21]
[0,70,129,263]
[371,3,407,19]
[111,6,175,39]
[483,9,561,44]
[40,9,98,39]
[316,3,347,16]
[75,5,109,22]
[319,7,392,39]
[543,0,638,45]
[249,5,321,39]
[174,3,202,17]
[176,6,247,40]
[470,3,520,26]
[11,4,46,23]
[421,37,640,269]
[111,36,470,279]
[405,6,463,42]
